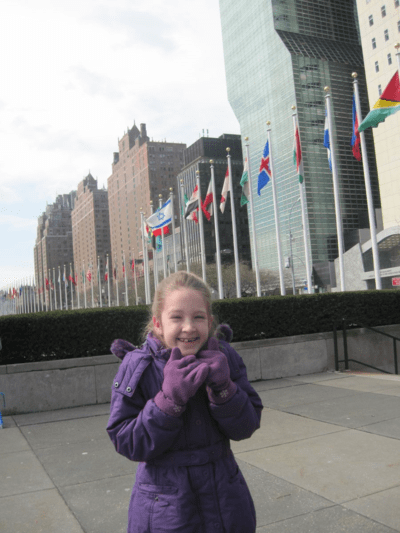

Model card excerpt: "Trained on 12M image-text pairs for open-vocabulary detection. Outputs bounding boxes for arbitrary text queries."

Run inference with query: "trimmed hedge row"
[1,290,400,365]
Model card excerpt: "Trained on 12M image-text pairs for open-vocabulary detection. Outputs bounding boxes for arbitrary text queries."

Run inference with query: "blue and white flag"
[146,199,172,230]
[323,108,332,171]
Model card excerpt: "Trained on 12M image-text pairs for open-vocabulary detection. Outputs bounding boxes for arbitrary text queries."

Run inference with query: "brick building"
[34,192,76,309]
[107,123,186,280]
[71,173,111,305]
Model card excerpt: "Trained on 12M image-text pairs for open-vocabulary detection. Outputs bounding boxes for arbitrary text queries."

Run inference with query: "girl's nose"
[182,318,195,331]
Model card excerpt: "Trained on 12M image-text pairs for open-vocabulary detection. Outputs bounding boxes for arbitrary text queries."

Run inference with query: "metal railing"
[333,319,399,375]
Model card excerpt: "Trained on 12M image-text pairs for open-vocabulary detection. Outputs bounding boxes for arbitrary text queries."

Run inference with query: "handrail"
[333,319,399,375]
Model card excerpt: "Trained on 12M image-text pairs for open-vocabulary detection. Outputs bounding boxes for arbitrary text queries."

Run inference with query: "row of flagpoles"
[2,52,399,313]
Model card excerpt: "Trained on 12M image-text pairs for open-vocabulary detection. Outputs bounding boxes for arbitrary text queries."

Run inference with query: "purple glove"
[197,337,237,404]
[154,347,209,416]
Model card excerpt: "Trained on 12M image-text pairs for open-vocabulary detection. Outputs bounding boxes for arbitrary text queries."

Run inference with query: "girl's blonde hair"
[143,271,218,342]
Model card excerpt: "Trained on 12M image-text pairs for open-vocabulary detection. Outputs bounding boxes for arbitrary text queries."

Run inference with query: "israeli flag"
[145,199,172,230]
[323,108,332,171]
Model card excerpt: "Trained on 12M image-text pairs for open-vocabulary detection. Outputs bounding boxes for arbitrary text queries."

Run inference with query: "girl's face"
[153,288,212,356]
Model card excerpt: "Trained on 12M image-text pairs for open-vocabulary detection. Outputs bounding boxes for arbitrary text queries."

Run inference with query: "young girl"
[107,271,263,533]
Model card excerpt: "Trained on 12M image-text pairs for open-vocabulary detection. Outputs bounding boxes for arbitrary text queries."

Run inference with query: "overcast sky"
[0,0,239,289]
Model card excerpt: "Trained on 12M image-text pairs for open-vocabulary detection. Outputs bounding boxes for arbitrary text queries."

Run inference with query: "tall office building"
[177,134,251,266]
[71,173,111,303]
[107,123,185,279]
[355,0,400,229]
[219,0,380,289]
[34,192,76,308]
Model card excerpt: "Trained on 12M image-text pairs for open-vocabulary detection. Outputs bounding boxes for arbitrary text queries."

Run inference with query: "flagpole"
[90,260,94,308]
[76,269,80,309]
[243,140,261,297]
[149,201,158,289]
[115,257,119,306]
[140,210,151,304]
[83,262,87,308]
[158,195,167,278]
[53,268,57,310]
[98,256,102,308]
[195,170,207,282]
[169,188,178,273]
[131,254,138,305]
[396,42,400,73]
[43,267,47,311]
[180,179,191,273]
[352,72,382,290]
[64,265,68,310]
[48,270,52,311]
[226,148,241,298]
[107,254,111,307]
[324,88,346,291]
[123,251,129,306]
[292,107,313,294]
[70,263,74,310]
[266,123,286,296]
[210,160,224,298]
[58,266,62,310]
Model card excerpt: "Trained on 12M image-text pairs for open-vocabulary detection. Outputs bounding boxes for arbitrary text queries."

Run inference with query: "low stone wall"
[1,324,399,415]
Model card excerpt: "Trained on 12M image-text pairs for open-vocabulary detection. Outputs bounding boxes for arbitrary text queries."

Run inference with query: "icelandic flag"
[145,199,172,230]
[351,95,362,161]
[258,141,271,195]
[323,108,332,171]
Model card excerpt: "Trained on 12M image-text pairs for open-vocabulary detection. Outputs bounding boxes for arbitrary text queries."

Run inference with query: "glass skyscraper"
[219,0,380,289]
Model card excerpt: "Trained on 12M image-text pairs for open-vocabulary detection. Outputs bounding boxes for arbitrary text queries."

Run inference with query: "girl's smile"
[153,288,211,356]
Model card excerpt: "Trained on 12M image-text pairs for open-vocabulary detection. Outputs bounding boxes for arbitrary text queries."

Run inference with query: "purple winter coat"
[106,331,263,533]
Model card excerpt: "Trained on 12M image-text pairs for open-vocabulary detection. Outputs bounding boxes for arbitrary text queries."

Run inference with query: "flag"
[113,267,116,279]
[202,180,213,220]
[220,167,230,213]
[258,141,271,195]
[145,199,172,230]
[359,71,400,131]
[68,275,76,286]
[351,94,362,161]
[323,108,332,171]
[182,193,189,217]
[86,269,92,282]
[156,235,162,251]
[185,185,199,219]
[45,278,49,290]
[152,225,170,237]
[240,158,250,206]
[81,269,85,284]
[131,258,135,272]
[293,121,304,184]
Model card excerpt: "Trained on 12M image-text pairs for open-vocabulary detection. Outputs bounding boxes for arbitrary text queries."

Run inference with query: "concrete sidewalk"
[1,371,400,532]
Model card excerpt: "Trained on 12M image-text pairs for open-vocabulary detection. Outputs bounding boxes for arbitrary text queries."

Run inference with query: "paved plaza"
[1,371,400,532]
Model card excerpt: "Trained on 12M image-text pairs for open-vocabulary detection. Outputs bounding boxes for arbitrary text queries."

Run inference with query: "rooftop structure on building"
[107,123,186,280]
[219,0,381,290]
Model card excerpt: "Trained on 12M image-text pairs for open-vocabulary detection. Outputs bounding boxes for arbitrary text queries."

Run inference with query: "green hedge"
[1,290,400,365]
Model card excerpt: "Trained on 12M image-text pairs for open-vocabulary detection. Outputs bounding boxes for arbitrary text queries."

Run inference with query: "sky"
[0,0,240,290]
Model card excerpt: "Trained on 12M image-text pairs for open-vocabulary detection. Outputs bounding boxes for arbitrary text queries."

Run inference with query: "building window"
[372,37,376,49]
[388,53,392,64]
[384,29,389,40]
[378,85,382,95]
[375,61,379,72]
[369,14,374,25]
[381,5,386,16]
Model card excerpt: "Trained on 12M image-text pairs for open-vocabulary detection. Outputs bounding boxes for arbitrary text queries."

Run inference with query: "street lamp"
[288,197,301,294]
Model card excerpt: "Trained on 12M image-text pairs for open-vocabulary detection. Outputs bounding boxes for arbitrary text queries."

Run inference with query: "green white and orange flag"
[240,157,250,206]
[358,71,400,131]
[293,118,304,184]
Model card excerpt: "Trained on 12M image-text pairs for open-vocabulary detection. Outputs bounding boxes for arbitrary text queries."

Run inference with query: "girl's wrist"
[154,391,186,417]
[206,380,237,404]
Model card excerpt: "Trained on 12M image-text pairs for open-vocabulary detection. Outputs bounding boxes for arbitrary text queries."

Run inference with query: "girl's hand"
[197,337,230,391]
[162,347,209,405]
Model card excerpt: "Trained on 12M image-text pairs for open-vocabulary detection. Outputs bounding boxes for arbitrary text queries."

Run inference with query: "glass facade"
[219,0,380,288]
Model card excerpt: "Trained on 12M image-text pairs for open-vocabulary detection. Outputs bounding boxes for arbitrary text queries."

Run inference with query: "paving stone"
[237,459,332,527]
[282,391,400,428]
[34,436,137,487]
[231,409,344,454]
[251,379,298,392]
[0,427,31,454]
[0,489,84,533]
[359,417,400,440]
[13,403,110,426]
[343,485,400,532]
[21,414,109,449]
[236,429,400,504]
[319,375,400,393]
[255,505,397,532]
[0,450,53,497]
[287,372,349,383]
[59,474,135,533]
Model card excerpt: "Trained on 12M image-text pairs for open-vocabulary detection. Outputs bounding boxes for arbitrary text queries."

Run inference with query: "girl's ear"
[153,316,162,336]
